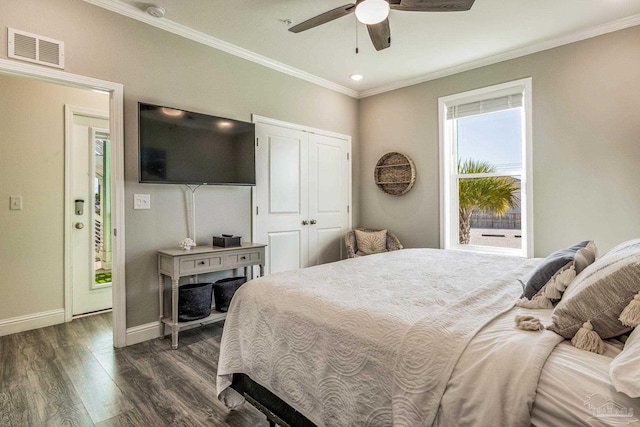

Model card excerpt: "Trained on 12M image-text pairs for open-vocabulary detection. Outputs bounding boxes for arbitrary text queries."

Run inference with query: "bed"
[216,246,640,426]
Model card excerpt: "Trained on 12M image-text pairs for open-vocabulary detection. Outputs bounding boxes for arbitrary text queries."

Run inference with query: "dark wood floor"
[0,313,268,426]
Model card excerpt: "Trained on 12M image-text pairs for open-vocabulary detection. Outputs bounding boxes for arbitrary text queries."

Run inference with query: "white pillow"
[609,326,640,398]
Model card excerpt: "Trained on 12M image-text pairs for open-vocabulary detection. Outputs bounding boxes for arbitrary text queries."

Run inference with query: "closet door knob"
[302,220,309,225]
[310,219,317,225]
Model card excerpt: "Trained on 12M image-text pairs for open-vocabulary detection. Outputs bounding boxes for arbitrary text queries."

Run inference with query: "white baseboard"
[124,320,219,346]
[0,309,65,337]
[126,321,161,346]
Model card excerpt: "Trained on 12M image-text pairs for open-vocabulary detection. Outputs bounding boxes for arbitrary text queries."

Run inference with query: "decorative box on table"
[213,235,241,247]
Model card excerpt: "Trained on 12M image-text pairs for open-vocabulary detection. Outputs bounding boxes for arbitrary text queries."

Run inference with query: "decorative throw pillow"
[355,229,387,255]
[548,238,640,340]
[574,241,599,274]
[610,326,640,398]
[522,241,593,299]
[516,263,577,309]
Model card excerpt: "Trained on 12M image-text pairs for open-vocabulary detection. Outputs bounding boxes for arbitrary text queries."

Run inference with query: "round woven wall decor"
[374,152,416,196]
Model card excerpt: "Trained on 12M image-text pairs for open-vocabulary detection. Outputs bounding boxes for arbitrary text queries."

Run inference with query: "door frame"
[0,58,126,348]
[250,115,353,263]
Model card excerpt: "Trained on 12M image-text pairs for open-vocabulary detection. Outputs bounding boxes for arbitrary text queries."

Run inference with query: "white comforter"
[217,249,555,426]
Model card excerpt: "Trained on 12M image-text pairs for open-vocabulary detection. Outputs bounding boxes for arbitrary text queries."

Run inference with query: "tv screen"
[138,102,255,185]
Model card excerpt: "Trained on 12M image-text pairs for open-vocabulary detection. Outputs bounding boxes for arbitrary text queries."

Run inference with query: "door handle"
[302,220,309,225]
[310,219,317,225]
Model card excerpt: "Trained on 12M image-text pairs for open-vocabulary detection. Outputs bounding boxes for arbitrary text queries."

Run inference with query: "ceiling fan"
[288,0,476,51]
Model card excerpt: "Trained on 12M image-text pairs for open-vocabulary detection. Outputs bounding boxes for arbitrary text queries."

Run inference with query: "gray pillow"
[548,238,640,340]
[523,241,591,299]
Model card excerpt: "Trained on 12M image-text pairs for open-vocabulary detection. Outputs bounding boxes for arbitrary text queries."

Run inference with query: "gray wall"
[2,0,638,331]
[0,74,108,319]
[359,26,640,257]
[0,0,359,328]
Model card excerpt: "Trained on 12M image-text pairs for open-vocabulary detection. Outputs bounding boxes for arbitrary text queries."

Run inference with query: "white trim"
[438,78,533,257]
[0,58,127,348]
[81,1,639,99]
[126,321,161,346]
[125,321,216,346]
[0,309,65,337]
[81,0,358,98]
[522,78,534,257]
[360,14,640,98]
[252,115,352,141]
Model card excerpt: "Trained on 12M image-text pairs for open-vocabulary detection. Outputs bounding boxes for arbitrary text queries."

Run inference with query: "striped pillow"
[549,239,640,340]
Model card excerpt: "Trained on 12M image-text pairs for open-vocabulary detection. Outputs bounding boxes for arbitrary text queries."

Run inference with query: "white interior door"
[71,113,112,316]
[256,123,309,274]
[308,133,349,266]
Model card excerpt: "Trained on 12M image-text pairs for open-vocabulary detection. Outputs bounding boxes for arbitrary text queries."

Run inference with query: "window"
[439,78,532,257]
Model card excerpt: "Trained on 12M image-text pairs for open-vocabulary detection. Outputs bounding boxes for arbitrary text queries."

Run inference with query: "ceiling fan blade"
[288,4,356,33]
[367,18,391,51]
[390,0,475,12]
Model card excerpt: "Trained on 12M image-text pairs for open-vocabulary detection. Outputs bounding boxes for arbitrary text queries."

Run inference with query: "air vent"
[8,28,64,69]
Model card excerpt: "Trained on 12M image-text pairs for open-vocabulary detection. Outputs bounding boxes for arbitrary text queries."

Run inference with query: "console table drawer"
[225,250,262,267]
[180,255,223,274]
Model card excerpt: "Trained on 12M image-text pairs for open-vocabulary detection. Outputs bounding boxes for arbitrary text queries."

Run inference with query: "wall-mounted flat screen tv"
[138,102,255,185]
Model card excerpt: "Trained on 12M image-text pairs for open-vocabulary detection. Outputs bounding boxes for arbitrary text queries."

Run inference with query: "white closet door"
[256,124,309,274]
[308,133,349,266]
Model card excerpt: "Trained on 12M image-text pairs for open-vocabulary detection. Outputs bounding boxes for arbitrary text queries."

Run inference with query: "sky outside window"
[456,108,522,173]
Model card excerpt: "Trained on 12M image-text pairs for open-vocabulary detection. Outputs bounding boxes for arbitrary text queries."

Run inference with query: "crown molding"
[81,0,359,98]
[82,1,639,100]
[359,14,640,98]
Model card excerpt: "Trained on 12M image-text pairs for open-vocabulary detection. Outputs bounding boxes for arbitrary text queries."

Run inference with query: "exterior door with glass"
[70,112,112,316]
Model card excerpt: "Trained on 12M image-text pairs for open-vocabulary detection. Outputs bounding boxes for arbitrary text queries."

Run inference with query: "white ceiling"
[88,0,640,98]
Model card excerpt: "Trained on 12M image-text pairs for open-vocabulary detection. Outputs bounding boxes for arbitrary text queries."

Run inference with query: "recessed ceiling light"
[350,74,364,81]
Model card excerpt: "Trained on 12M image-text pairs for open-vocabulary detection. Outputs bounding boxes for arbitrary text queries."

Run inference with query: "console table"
[158,243,266,349]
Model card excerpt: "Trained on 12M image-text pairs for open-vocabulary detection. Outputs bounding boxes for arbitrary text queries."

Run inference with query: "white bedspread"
[532,339,640,426]
[437,307,564,426]
[217,249,540,426]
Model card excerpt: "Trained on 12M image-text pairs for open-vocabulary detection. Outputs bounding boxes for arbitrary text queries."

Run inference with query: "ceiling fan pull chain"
[355,14,359,54]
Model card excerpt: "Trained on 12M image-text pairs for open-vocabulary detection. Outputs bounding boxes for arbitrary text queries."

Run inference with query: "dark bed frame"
[231,373,317,427]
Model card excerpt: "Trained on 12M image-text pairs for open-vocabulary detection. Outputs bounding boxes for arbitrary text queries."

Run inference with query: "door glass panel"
[94,133,112,286]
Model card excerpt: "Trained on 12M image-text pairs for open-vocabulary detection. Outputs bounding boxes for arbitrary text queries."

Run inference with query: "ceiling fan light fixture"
[355,0,390,25]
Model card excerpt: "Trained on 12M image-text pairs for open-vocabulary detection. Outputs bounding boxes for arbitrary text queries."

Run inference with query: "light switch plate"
[133,194,150,210]
[10,196,22,210]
